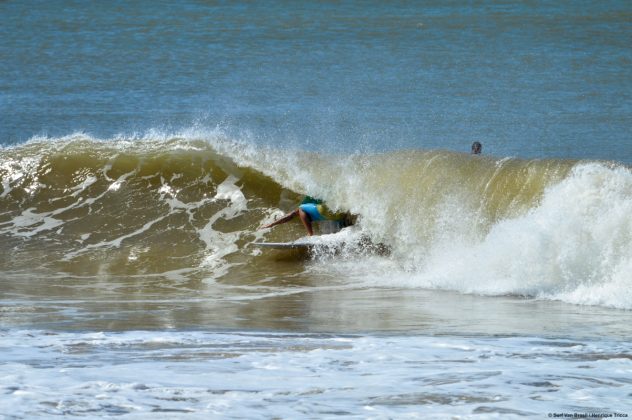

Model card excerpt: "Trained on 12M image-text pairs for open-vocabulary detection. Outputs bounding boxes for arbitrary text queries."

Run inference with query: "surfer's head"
[471,141,482,155]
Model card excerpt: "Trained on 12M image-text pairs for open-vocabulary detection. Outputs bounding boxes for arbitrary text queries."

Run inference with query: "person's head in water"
[471,141,482,155]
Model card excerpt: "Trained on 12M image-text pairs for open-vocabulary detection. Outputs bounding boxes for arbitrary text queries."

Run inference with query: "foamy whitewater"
[2,330,631,418]
[3,0,632,417]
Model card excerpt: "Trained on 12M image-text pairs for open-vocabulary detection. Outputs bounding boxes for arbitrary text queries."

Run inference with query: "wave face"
[1,133,631,309]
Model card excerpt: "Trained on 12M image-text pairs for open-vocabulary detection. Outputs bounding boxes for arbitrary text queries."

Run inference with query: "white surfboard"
[253,239,318,250]
[254,233,389,254]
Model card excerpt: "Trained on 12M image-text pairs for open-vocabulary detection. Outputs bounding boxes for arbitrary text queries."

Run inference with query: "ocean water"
[1,1,632,418]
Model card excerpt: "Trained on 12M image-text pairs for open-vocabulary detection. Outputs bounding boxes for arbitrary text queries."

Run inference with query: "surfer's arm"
[261,209,299,229]
[261,207,315,236]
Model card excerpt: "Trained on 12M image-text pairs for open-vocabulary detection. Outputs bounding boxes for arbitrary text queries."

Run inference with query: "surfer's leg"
[298,208,314,236]
[262,209,299,229]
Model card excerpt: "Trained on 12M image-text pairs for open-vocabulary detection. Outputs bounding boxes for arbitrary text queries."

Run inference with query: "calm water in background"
[2,1,632,417]
[2,0,631,159]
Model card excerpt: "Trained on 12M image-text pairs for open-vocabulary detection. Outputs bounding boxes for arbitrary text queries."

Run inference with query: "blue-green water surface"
[2,0,631,160]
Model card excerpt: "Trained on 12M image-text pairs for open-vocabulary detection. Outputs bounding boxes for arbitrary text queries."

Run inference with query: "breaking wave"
[1,130,631,308]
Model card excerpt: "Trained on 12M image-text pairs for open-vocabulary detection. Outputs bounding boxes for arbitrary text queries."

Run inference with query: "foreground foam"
[0,329,629,418]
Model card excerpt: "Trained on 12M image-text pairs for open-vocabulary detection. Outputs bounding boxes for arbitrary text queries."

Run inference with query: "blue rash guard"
[299,196,347,223]
[298,203,326,221]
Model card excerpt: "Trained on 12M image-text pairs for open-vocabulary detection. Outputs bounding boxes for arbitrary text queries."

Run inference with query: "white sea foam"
[0,330,629,418]
[196,175,247,277]
[392,163,632,308]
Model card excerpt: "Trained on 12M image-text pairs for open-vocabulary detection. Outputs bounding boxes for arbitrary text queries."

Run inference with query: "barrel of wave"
[301,150,575,258]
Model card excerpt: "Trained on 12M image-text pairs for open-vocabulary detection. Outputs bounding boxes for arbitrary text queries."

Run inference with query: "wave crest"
[1,133,630,308]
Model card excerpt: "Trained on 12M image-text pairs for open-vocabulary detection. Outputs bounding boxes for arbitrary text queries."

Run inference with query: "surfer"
[471,141,482,154]
[261,196,352,236]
